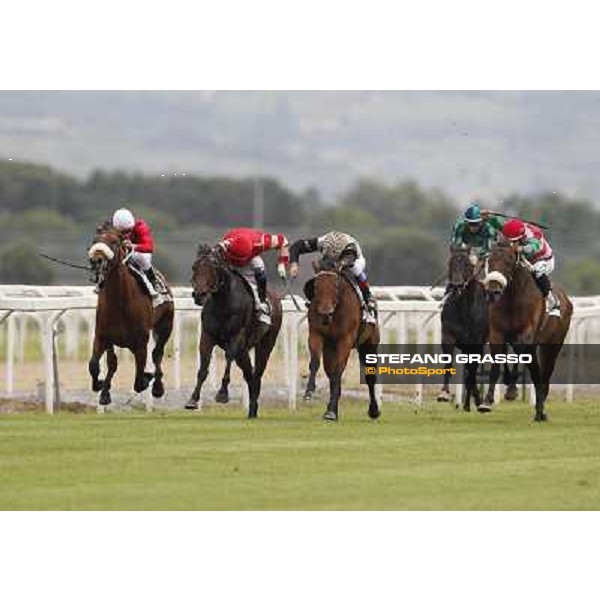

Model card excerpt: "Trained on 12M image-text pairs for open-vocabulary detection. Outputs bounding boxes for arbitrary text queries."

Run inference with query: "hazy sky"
[2,90,600,203]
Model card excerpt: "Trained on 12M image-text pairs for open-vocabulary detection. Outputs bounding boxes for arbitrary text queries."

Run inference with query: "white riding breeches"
[130,251,152,271]
[532,256,555,277]
[351,254,366,279]
[235,256,265,284]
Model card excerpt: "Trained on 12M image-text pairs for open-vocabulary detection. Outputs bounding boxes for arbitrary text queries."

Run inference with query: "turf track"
[1,400,600,510]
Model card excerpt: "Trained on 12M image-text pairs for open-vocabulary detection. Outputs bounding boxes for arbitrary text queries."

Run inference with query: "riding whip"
[488,212,549,230]
[284,278,304,311]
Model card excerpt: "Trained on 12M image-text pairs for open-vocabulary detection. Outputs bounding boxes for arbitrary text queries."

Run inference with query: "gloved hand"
[277,262,287,280]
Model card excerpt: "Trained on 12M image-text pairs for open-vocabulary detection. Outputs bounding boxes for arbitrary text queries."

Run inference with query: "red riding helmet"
[221,233,254,266]
[502,219,526,242]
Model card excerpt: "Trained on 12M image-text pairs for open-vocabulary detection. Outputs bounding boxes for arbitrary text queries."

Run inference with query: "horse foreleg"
[438,341,454,403]
[480,342,504,412]
[99,345,118,406]
[151,315,173,399]
[503,362,519,401]
[525,345,547,422]
[133,344,152,393]
[89,336,108,393]
[358,342,380,420]
[235,351,256,418]
[185,332,214,410]
[323,337,353,422]
[304,331,323,402]
[215,357,232,404]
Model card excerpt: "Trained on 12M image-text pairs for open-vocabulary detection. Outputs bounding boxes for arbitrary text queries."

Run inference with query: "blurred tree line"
[1,158,600,294]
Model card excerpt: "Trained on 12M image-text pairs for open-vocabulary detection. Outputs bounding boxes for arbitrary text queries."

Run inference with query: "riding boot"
[254,270,271,326]
[143,267,160,297]
[536,274,561,317]
[359,281,377,323]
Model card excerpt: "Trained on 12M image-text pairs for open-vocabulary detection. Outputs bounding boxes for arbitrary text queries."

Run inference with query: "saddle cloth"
[128,265,173,306]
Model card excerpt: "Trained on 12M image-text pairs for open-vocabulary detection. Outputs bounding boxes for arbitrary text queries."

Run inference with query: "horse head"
[482,241,519,303]
[87,224,128,289]
[312,255,342,324]
[191,243,227,306]
[448,245,480,293]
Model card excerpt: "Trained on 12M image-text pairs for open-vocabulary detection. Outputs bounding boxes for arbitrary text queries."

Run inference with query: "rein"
[314,270,341,311]
[39,252,92,271]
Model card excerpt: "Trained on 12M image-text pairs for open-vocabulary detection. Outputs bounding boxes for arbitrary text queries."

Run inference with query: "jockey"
[112,208,162,299]
[502,218,560,317]
[451,202,506,257]
[287,231,377,323]
[218,227,289,325]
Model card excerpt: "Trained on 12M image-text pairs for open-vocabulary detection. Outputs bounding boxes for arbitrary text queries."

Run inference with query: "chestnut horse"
[87,226,174,405]
[184,244,282,418]
[304,257,380,422]
[479,242,572,421]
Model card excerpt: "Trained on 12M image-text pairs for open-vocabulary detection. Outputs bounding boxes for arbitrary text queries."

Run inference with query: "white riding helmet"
[112,208,135,231]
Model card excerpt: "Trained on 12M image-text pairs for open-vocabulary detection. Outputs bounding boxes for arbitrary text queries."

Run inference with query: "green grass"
[1,400,600,510]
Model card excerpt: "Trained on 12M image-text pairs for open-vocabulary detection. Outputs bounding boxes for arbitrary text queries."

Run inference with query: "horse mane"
[196,243,213,258]
[96,220,118,235]
[317,255,340,272]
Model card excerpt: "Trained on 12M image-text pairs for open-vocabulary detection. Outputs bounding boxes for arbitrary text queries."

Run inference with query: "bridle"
[191,248,227,299]
[88,234,127,290]
[313,269,341,318]
[448,250,487,297]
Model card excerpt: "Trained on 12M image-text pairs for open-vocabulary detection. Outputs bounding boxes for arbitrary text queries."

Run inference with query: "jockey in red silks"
[218,227,289,325]
[112,208,163,300]
[502,218,560,317]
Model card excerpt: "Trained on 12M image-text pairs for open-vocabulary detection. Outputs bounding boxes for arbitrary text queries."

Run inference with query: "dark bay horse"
[184,244,282,418]
[479,242,572,421]
[437,246,488,411]
[87,226,174,405]
[304,257,380,422]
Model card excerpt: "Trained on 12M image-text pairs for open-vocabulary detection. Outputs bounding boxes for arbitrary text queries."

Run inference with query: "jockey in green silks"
[451,202,506,257]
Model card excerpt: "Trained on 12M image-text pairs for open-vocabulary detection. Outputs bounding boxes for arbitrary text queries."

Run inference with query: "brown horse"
[479,242,572,421]
[184,244,282,418]
[87,226,174,405]
[304,257,380,421]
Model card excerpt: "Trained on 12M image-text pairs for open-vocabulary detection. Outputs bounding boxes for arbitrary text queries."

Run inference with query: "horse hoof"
[303,391,313,402]
[247,411,258,419]
[437,391,451,402]
[184,399,198,410]
[215,390,229,404]
[534,413,548,423]
[464,405,471,412]
[504,386,518,401]
[99,391,111,406]
[323,411,338,422]
[152,380,165,398]
[477,403,493,414]
[92,380,103,392]
[368,407,381,420]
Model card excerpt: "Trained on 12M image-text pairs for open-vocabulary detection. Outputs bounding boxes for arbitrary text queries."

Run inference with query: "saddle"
[304,270,375,325]
[128,264,173,306]
[233,271,273,320]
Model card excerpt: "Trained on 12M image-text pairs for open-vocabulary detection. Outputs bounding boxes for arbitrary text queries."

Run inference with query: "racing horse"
[437,246,488,411]
[437,246,520,409]
[304,256,380,422]
[479,241,572,421]
[184,244,282,418]
[87,224,174,405]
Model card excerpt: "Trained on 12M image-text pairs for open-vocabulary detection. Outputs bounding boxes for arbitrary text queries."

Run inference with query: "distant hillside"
[2,91,600,202]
